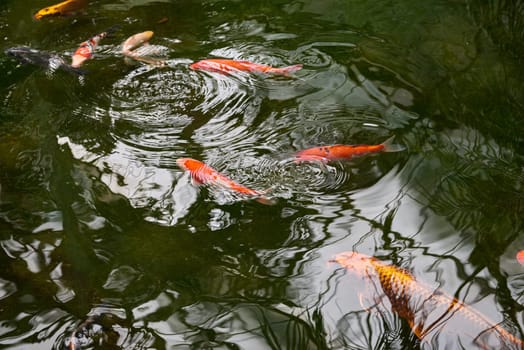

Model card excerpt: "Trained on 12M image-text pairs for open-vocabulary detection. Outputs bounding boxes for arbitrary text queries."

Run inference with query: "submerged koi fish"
[6,46,85,76]
[71,26,118,68]
[190,59,303,75]
[176,158,274,205]
[33,0,88,20]
[517,250,524,266]
[121,31,166,67]
[295,136,405,162]
[332,252,524,349]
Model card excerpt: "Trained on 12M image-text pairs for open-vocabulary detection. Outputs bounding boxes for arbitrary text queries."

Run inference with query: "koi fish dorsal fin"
[271,64,303,75]
[381,136,406,153]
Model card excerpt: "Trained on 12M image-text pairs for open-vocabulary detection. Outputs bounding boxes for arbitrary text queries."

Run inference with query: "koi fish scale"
[334,252,524,349]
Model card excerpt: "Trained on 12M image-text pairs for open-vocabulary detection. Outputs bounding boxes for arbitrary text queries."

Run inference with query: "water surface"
[1,0,523,349]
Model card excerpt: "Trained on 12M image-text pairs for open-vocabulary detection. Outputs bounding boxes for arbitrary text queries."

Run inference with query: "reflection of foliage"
[468,0,524,57]
[157,301,331,349]
[412,128,524,340]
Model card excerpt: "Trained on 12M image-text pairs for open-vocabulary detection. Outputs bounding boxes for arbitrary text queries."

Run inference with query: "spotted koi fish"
[33,0,88,20]
[176,158,274,205]
[71,26,118,68]
[332,252,524,349]
[6,46,85,76]
[190,59,303,75]
[295,136,405,162]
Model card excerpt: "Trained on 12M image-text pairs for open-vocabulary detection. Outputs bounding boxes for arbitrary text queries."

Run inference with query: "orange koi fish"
[332,252,524,349]
[33,0,88,20]
[71,26,118,68]
[121,31,166,66]
[295,136,405,162]
[190,59,303,75]
[517,250,524,266]
[176,158,274,205]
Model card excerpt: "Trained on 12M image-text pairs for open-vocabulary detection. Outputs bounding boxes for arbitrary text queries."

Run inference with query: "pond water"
[1,0,524,349]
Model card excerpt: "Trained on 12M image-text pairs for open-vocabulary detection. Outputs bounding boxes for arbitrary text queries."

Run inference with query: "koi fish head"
[190,59,224,73]
[176,157,210,185]
[33,6,56,20]
[122,31,154,53]
[331,251,375,276]
[176,158,203,172]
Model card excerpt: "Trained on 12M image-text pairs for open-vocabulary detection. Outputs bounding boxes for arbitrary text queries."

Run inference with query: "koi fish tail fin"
[381,136,406,153]
[273,64,303,75]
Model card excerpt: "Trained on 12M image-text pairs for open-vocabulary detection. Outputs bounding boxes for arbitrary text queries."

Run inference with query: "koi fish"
[176,158,274,205]
[517,250,524,266]
[33,0,88,20]
[121,31,166,66]
[332,252,524,349]
[71,26,119,68]
[5,46,85,76]
[294,136,405,162]
[190,59,303,75]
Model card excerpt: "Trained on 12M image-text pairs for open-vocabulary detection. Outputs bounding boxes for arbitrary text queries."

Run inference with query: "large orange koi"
[33,0,88,20]
[176,158,274,205]
[332,251,524,349]
[190,59,303,75]
[295,136,405,162]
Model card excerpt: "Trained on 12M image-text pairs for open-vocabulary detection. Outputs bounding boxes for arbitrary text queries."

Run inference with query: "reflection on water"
[1,0,524,349]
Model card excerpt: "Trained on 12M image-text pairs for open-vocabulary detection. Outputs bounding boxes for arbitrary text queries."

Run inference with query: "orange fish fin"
[358,292,385,313]
[190,175,203,186]
[273,64,303,75]
[380,136,405,153]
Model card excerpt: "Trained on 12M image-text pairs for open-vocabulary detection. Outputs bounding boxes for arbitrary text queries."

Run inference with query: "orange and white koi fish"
[176,158,274,205]
[332,252,524,349]
[121,31,166,66]
[71,26,118,68]
[33,0,87,20]
[190,59,303,75]
[295,136,405,162]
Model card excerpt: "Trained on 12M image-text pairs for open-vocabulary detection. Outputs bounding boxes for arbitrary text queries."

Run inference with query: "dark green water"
[1,0,524,349]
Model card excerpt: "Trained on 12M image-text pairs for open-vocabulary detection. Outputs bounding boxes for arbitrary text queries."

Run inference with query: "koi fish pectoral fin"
[125,54,167,67]
[190,176,203,186]
[294,155,329,163]
[271,64,303,75]
[358,292,385,313]
[254,195,277,206]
